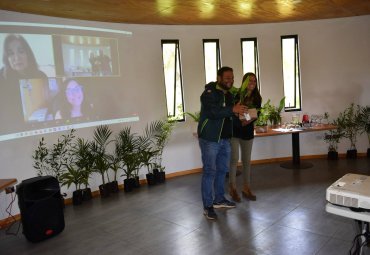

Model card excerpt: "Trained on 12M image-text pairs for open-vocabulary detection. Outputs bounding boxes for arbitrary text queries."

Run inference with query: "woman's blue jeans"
[199,138,231,208]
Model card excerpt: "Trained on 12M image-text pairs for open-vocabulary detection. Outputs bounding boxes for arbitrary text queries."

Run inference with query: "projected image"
[20,77,96,123]
[20,78,58,122]
[57,35,119,77]
[0,26,138,142]
[0,33,56,79]
[54,78,94,120]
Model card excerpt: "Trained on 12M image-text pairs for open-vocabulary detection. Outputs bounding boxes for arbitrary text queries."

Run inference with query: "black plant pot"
[72,190,83,206]
[367,148,370,158]
[146,173,156,186]
[134,176,140,188]
[123,178,134,192]
[156,171,166,183]
[99,183,110,198]
[108,181,119,193]
[346,149,357,159]
[82,188,92,201]
[327,151,338,160]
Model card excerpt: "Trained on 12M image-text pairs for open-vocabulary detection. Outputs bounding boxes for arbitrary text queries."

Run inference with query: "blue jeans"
[199,138,231,208]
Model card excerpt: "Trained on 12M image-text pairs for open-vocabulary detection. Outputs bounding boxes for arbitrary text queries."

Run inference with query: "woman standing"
[229,72,262,202]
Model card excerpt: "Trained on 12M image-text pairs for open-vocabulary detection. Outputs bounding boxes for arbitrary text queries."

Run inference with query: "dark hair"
[217,66,233,77]
[241,72,262,107]
[2,34,39,77]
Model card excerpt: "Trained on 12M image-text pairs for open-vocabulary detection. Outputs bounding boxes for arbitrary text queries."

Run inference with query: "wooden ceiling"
[1,0,370,25]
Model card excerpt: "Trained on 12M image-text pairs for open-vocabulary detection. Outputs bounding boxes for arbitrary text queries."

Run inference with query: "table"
[326,203,370,254]
[255,124,337,169]
[0,179,17,192]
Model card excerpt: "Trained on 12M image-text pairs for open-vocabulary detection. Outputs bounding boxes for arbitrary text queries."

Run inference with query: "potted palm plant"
[91,125,113,197]
[140,122,161,185]
[73,138,94,200]
[150,119,176,183]
[358,105,370,157]
[116,126,141,192]
[323,116,343,160]
[106,153,121,193]
[60,164,84,205]
[337,103,361,159]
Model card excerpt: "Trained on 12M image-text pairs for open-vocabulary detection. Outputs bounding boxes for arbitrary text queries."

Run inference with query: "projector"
[326,173,370,210]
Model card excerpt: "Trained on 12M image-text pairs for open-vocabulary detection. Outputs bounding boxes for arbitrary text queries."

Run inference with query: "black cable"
[5,192,21,236]
[349,233,365,255]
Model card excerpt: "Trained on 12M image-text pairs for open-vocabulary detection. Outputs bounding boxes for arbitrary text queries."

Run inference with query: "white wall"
[1,11,369,220]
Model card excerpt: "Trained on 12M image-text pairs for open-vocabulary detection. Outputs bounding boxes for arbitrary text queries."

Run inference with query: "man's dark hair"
[217,66,233,77]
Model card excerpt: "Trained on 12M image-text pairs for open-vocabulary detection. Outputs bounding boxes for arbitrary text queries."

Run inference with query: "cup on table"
[302,114,309,123]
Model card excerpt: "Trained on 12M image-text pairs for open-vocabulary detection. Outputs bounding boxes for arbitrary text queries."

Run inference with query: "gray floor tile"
[1,157,369,255]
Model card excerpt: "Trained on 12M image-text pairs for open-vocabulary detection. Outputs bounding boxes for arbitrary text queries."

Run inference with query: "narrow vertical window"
[281,35,301,111]
[161,40,185,121]
[241,38,260,91]
[203,39,221,84]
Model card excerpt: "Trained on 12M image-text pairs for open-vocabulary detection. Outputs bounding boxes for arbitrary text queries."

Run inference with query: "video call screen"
[0,28,138,142]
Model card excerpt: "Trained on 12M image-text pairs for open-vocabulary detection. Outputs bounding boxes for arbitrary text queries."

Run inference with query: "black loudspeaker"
[16,176,65,242]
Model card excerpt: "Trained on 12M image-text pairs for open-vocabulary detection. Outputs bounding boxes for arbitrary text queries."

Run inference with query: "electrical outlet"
[5,186,15,194]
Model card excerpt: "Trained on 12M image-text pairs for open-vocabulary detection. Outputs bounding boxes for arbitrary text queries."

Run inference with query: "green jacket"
[197,82,235,142]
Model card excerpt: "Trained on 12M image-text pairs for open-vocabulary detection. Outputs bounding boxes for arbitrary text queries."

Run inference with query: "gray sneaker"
[213,199,236,209]
[203,206,217,220]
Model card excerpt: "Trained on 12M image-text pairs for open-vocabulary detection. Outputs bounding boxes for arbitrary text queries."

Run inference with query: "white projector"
[326,173,370,210]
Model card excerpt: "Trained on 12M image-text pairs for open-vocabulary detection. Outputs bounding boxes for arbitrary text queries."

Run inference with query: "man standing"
[198,66,247,220]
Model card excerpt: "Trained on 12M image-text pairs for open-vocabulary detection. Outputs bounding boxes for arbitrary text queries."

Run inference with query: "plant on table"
[267,97,285,126]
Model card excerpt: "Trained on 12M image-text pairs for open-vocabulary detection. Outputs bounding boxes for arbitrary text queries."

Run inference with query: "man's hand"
[233,102,248,115]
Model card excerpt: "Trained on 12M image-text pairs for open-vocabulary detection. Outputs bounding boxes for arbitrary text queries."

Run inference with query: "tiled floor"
[1,157,370,255]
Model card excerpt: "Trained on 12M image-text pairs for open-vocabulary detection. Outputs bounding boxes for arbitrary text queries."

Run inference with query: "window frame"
[281,34,302,112]
[240,37,261,91]
[161,39,185,121]
[202,39,221,84]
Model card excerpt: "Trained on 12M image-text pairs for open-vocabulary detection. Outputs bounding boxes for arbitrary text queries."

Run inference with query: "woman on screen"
[0,34,47,81]
[0,34,50,132]
[55,79,92,120]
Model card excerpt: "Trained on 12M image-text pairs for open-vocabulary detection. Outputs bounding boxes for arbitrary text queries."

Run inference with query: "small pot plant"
[323,116,344,160]
[268,97,285,126]
[255,100,270,133]
[337,103,361,159]
[358,105,370,157]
